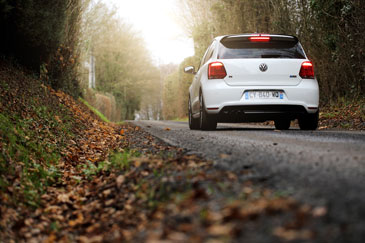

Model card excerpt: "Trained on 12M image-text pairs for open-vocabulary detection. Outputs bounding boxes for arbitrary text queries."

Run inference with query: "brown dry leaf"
[57,193,70,203]
[226,172,237,180]
[116,175,125,188]
[208,224,233,236]
[86,223,101,233]
[54,115,62,123]
[267,198,296,212]
[134,158,146,168]
[243,187,253,194]
[165,127,171,131]
[44,233,57,243]
[273,227,313,241]
[44,205,61,214]
[24,218,34,226]
[68,213,84,227]
[168,232,188,241]
[105,199,115,206]
[206,211,223,222]
[103,189,112,197]
[78,235,103,243]
[312,206,327,217]
[219,153,230,159]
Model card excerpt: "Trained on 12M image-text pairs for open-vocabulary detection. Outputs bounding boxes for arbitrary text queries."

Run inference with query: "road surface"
[132,120,365,240]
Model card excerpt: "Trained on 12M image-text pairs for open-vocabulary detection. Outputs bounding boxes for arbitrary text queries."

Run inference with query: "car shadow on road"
[215,126,275,131]
[214,125,365,141]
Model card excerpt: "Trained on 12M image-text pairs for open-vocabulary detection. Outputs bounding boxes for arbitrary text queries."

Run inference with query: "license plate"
[245,91,284,100]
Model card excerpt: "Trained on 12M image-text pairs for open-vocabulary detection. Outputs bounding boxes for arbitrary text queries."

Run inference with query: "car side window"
[203,41,216,65]
[205,41,216,63]
[199,48,210,70]
[198,41,215,70]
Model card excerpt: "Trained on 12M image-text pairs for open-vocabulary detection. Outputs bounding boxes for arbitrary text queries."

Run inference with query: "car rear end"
[202,34,319,129]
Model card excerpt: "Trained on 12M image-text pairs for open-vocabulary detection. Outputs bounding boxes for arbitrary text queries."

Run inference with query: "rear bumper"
[202,78,319,117]
[217,105,309,122]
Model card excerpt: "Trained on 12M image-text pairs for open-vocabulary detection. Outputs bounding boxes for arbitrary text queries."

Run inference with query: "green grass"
[0,94,80,207]
[76,150,141,180]
[79,160,107,180]
[0,113,62,207]
[108,150,141,170]
[78,97,110,123]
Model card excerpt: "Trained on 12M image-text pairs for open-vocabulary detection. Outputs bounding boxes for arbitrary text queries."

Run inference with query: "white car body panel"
[200,79,319,114]
[222,59,303,86]
[188,34,320,127]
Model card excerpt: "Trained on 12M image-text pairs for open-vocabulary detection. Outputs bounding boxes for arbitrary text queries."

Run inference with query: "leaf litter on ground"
[0,61,347,242]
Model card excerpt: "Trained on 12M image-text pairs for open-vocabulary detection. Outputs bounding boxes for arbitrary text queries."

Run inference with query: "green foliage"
[79,97,110,123]
[162,56,200,119]
[0,0,87,97]
[81,2,160,120]
[79,160,106,180]
[76,150,142,180]
[0,67,81,207]
[108,150,140,171]
[45,45,81,98]
[177,0,364,107]
[0,0,67,69]
[0,0,12,18]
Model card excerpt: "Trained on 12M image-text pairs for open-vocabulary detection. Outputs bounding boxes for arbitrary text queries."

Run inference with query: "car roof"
[215,34,297,42]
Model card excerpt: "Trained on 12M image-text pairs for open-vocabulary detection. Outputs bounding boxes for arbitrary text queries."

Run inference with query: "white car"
[185,34,319,131]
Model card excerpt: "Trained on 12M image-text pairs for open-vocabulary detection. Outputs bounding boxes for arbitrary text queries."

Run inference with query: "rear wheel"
[188,97,200,130]
[199,94,217,130]
[299,111,319,130]
[274,119,291,130]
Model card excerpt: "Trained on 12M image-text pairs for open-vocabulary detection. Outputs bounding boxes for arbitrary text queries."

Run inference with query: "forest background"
[0,0,363,121]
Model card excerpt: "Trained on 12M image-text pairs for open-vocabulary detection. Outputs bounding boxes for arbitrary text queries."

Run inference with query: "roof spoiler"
[221,34,299,43]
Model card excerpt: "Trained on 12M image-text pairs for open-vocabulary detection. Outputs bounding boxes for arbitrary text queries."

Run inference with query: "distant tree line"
[162,0,364,119]
[82,2,161,120]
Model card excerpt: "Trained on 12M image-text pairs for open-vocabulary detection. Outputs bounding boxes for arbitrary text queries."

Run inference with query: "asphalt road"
[132,120,365,241]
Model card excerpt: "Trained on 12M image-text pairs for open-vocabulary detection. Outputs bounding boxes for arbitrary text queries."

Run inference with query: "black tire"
[188,97,200,130]
[199,93,217,130]
[274,119,291,130]
[299,111,319,130]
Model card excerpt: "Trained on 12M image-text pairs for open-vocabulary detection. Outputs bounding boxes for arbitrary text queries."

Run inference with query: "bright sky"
[106,0,194,64]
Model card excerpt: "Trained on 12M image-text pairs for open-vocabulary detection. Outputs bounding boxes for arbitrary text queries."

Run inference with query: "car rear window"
[218,36,306,59]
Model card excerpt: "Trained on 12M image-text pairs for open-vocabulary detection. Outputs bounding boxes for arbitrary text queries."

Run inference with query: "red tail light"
[249,36,270,42]
[299,61,315,79]
[208,62,227,79]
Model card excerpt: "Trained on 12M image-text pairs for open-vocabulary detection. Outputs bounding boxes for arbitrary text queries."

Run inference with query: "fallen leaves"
[273,227,313,241]
[0,61,341,242]
[319,101,364,130]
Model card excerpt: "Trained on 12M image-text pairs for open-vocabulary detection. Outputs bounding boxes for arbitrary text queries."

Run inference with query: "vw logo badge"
[259,63,268,72]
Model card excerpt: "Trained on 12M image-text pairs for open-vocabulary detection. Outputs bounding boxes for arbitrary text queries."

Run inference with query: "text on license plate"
[245,91,284,100]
